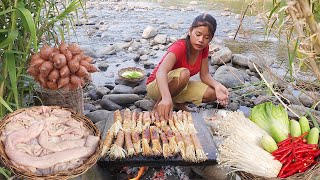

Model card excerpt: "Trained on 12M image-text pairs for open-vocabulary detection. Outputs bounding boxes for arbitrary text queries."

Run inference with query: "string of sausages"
[100,109,207,163]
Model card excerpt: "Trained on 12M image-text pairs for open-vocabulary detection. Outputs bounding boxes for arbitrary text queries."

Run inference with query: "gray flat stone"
[85,110,112,123]
[100,98,122,111]
[102,94,142,105]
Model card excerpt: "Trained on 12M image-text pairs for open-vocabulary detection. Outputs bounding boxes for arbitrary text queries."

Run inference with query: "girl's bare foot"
[173,102,197,112]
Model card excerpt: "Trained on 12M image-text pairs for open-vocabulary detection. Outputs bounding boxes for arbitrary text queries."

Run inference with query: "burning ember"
[121,166,190,180]
[130,166,147,180]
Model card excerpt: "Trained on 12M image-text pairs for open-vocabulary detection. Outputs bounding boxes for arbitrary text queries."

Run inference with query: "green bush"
[0,0,83,117]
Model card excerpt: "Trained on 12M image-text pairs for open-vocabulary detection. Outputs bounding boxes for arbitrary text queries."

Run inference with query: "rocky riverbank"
[63,0,320,179]
[69,1,320,129]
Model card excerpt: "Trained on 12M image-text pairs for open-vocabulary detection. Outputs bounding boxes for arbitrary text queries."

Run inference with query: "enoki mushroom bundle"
[216,111,282,177]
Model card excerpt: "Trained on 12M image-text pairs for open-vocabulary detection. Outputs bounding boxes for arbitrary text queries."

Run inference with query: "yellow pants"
[146,68,209,106]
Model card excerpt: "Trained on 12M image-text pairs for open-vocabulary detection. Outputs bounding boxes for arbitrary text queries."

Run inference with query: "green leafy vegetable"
[122,71,143,79]
[249,102,289,141]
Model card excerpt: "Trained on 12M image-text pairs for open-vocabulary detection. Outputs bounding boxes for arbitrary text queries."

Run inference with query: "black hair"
[186,13,217,61]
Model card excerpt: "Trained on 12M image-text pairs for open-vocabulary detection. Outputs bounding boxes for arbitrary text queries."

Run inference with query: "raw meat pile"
[1,106,99,175]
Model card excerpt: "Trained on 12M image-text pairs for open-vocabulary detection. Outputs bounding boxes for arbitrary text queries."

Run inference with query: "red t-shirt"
[146,39,209,85]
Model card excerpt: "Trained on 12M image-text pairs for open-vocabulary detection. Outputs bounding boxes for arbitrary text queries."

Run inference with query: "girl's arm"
[200,58,229,105]
[199,57,220,88]
[155,52,177,119]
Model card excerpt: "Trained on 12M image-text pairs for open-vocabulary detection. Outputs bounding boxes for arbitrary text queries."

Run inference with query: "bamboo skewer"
[122,109,135,156]
[173,111,184,132]
[190,132,207,162]
[135,112,143,133]
[142,111,151,129]
[142,127,153,156]
[181,132,196,162]
[131,131,142,155]
[101,130,114,157]
[123,108,131,130]
[186,112,197,134]
[125,131,135,157]
[168,116,178,133]
[160,131,172,158]
[182,111,189,133]
[154,111,161,128]
[130,110,137,133]
[163,128,179,155]
[150,126,162,156]
[110,110,123,136]
[108,130,126,160]
[175,131,186,159]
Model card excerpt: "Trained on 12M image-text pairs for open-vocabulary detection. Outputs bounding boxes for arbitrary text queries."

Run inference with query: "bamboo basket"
[118,67,146,83]
[34,85,84,115]
[237,163,320,180]
[0,106,102,180]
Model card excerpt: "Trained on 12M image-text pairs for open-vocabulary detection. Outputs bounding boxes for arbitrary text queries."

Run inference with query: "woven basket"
[237,163,320,180]
[34,85,84,115]
[118,67,146,83]
[0,106,102,180]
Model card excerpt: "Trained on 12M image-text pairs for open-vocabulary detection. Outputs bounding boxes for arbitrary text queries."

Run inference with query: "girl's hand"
[155,97,173,120]
[215,83,229,106]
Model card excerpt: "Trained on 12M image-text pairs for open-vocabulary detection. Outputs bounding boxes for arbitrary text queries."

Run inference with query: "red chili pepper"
[272,144,293,156]
[297,143,317,148]
[277,160,292,177]
[294,148,317,155]
[278,149,292,162]
[279,162,306,178]
[312,149,320,157]
[280,153,294,164]
[292,132,308,143]
[277,137,292,147]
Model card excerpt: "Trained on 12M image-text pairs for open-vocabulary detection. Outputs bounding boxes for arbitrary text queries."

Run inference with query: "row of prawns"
[100,109,207,163]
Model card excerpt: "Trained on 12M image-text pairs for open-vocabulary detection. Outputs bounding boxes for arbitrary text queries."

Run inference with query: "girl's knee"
[179,69,190,85]
[203,87,216,102]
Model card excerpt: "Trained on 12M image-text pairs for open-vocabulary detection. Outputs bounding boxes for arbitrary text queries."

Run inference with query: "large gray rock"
[88,89,101,100]
[214,65,245,88]
[288,104,320,118]
[142,26,158,39]
[98,62,109,71]
[210,47,232,65]
[97,45,116,57]
[247,54,274,72]
[299,91,320,108]
[111,84,134,94]
[282,89,301,105]
[133,84,147,94]
[84,103,96,112]
[154,34,167,44]
[100,98,122,111]
[79,45,97,58]
[96,86,111,97]
[253,95,272,105]
[86,110,112,123]
[102,94,142,105]
[134,99,155,111]
[95,120,106,134]
[115,78,140,87]
[232,54,249,67]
